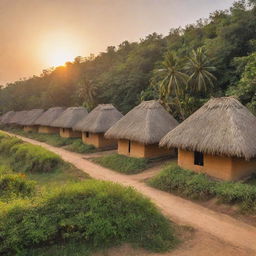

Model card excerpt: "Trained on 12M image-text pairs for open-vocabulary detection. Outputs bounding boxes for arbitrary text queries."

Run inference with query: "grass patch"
[148,164,256,212]
[64,139,96,154]
[93,153,149,174]
[2,127,96,154]
[0,180,178,255]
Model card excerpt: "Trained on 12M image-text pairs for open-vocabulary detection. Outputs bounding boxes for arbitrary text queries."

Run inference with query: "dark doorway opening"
[194,151,204,166]
[128,140,131,153]
[85,132,89,138]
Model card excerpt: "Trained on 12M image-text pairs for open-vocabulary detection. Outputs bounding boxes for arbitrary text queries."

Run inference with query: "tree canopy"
[1,1,256,120]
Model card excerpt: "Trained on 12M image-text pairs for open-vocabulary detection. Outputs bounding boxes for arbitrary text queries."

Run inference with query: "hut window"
[85,132,89,138]
[194,151,204,166]
[128,140,131,153]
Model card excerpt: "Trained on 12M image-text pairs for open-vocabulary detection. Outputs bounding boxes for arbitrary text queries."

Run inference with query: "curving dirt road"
[7,132,256,255]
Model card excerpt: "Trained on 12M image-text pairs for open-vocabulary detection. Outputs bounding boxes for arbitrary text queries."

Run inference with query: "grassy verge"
[0,133,179,255]
[92,153,149,174]
[148,164,256,213]
[1,126,96,154]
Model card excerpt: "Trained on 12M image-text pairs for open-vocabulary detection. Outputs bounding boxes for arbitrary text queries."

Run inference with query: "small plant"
[93,154,149,174]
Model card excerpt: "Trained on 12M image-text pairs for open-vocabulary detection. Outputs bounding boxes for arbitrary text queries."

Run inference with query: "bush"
[0,174,35,200]
[149,165,216,200]
[149,164,256,211]
[0,180,177,255]
[65,140,96,154]
[10,143,62,173]
[93,154,149,174]
[0,136,22,154]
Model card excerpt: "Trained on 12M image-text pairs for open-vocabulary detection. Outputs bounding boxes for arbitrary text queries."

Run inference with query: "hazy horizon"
[0,0,234,85]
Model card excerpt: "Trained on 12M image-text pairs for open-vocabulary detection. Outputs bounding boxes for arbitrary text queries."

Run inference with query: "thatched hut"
[105,100,178,158]
[51,107,88,138]
[160,97,256,181]
[34,107,65,134]
[21,109,45,132]
[0,111,16,125]
[73,104,123,148]
[9,111,28,127]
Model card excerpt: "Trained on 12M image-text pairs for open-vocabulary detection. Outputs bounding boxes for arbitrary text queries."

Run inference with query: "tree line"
[1,0,256,121]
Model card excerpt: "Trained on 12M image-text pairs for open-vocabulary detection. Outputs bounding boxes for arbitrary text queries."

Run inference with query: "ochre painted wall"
[118,139,174,159]
[24,126,38,132]
[38,126,59,134]
[178,149,256,181]
[82,132,117,149]
[59,128,82,138]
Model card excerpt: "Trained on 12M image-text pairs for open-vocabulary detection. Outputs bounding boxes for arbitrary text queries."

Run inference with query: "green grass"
[2,127,95,154]
[92,153,149,174]
[0,180,178,255]
[148,164,256,212]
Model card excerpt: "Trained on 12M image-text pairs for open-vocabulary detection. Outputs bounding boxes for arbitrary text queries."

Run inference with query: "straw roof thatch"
[160,97,256,160]
[34,107,65,126]
[73,104,123,133]
[20,109,45,126]
[9,111,28,125]
[51,107,88,128]
[105,100,179,145]
[0,111,16,124]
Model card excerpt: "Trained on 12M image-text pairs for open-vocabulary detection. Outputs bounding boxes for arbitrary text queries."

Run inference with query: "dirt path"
[7,133,256,255]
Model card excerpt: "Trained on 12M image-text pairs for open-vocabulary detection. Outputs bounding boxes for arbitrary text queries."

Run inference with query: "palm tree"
[153,51,189,119]
[78,76,97,111]
[186,47,216,93]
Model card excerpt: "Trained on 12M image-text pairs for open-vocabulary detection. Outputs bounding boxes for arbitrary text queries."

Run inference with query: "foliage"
[0,174,35,201]
[0,180,177,255]
[148,165,216,200]
[64,140,96,154]
[227,52,256,114]
[149,164,256,212]
[92,153,149,174]
[1,1,256,119]
[10,143,62,173]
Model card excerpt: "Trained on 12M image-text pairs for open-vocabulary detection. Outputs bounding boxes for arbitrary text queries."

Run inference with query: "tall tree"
[186,47,216,93]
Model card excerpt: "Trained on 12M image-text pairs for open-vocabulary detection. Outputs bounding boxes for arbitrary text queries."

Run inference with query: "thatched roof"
[34,107,66,126]
[73,104,123,133]
[20,109,45,126]
[9,111,28,125]
[160,97,256,160]
[0,111,16,124]
[105,100,179,144]
[51,107,88,128]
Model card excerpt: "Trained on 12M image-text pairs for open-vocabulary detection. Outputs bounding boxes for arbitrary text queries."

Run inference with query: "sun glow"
[40,31,82,67]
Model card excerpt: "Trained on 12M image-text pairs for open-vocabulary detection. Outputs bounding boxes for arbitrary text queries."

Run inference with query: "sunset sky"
[0,0,234,85]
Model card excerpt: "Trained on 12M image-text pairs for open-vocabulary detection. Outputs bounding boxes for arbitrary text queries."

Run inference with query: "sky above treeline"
[0,0,234,85]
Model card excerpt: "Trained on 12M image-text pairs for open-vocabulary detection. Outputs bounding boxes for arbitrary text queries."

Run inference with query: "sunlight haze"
[0,0,234,85]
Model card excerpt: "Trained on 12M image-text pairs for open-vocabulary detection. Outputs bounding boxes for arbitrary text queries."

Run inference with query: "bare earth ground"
[6,132,256,256]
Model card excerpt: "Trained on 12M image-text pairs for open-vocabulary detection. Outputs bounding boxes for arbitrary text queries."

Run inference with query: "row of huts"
[1,97,256,181]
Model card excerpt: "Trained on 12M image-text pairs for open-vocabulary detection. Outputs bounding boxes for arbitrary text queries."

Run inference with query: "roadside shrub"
[149,164,256,212]
[65,140,96,154]
[93,154,149,174]
[0,180,177,255]
[0,136,22,154]
[10,143,62,173]
[0,174,35,200]
[149,165,216,200]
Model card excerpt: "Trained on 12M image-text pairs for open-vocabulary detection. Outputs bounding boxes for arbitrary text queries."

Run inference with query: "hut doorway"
[128,140,131,153]
[194,151,204,166]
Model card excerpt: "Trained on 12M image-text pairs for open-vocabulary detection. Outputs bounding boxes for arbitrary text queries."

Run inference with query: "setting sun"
[40,32,82,67]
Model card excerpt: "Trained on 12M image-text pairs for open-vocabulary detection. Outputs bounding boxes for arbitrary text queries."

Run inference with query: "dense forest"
[1,0,256,121]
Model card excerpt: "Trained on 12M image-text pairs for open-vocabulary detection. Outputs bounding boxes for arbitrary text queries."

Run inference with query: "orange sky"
[0,0,234,85]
